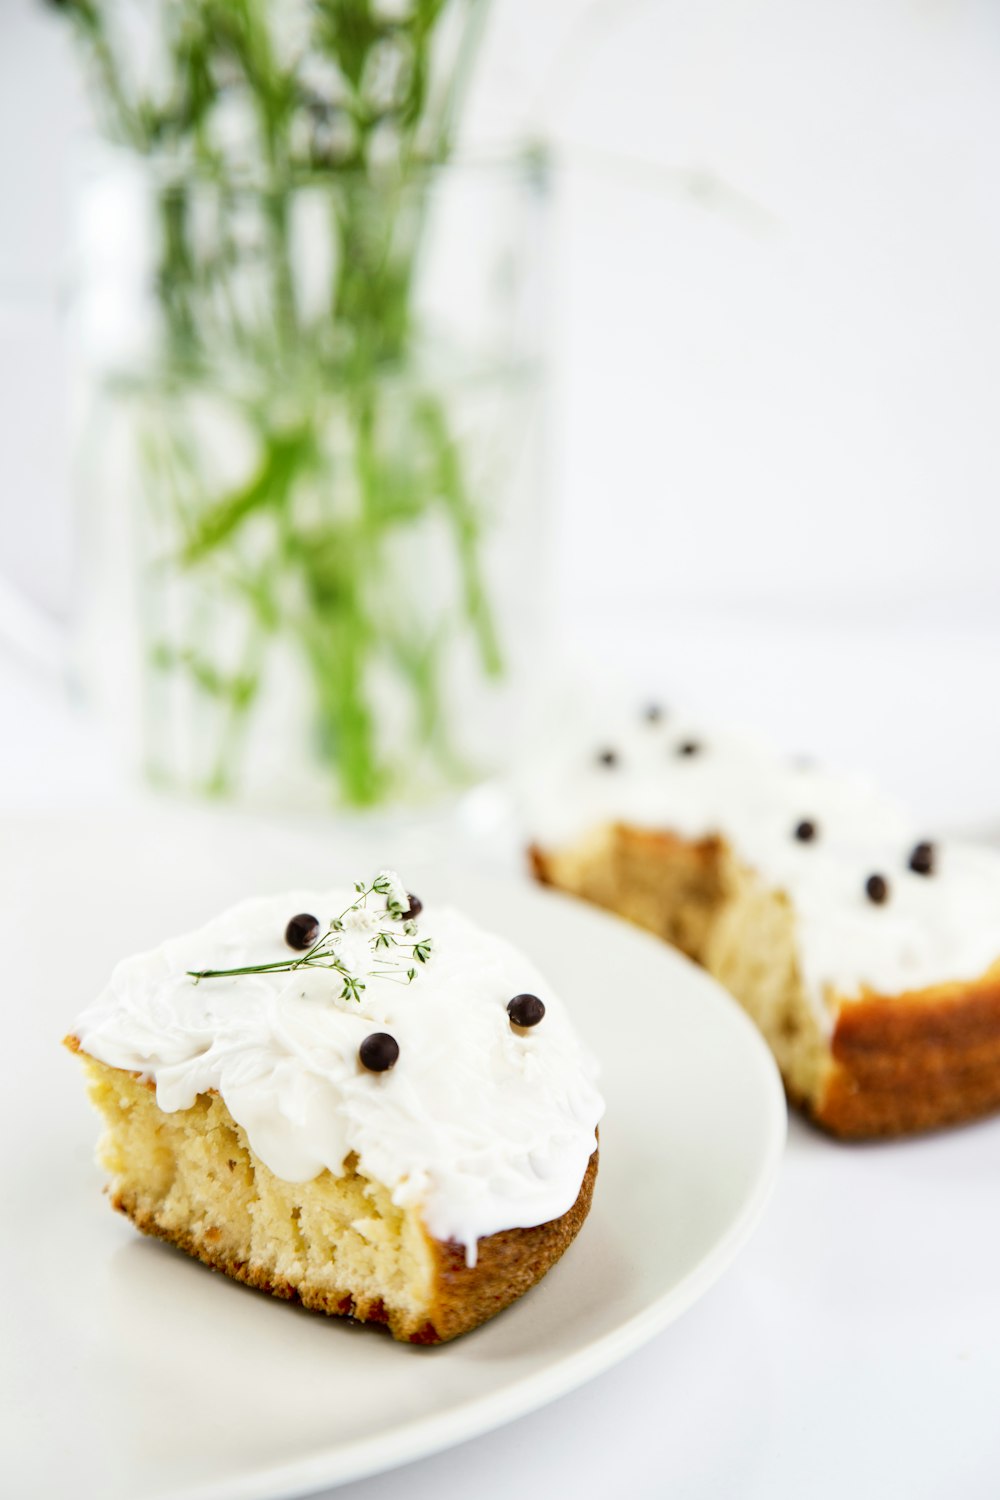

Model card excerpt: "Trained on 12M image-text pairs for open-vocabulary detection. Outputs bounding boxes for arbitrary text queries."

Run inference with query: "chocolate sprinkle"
[794,819,818,843]
[909,841,936,877]
[677,740,701,757]
[865,874,889,905]
[285,912,320,950]
[359,1033,400,1072]
[597,748,619,768]
[507,993,546,1029]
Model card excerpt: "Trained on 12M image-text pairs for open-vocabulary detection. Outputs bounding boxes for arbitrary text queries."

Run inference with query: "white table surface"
[6,656,1000,1500]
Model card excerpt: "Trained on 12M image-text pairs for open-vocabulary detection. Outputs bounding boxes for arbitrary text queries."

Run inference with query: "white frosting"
[75,884,604,1263]
[523,713,1000,1014]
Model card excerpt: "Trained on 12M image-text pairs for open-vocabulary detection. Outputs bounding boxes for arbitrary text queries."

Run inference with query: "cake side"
[531,823,1000,1139]
[529,824,728,964]
[531,826,835,1117]
[74,1046,598,1343]
[818,967,1000,1137]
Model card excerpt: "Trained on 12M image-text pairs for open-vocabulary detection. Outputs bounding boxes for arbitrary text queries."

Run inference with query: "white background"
[3,3,1000,1497]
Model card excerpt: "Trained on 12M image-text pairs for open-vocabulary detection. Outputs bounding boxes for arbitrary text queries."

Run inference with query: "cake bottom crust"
[112,1160,598,1344]
[73,1046,598,1343]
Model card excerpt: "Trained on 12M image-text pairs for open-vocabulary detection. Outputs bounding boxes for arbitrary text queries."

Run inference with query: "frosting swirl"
[74,883,604,1262]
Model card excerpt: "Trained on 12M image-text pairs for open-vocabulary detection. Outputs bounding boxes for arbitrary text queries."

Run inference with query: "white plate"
[1,810,785,1500]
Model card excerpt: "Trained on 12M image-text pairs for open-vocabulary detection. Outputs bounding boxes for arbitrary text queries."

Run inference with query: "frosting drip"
[523,715,1000,1012]
[74,887,604,1260]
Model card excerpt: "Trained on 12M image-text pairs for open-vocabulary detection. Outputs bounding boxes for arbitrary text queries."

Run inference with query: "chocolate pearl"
[285,912,320,950]
[359,1033,399,1072]
[865,874,889,905]
[401,894,423,920]
[644,703,664,724]
[794,819,818,843]
[507,993,546,1029]
[597,748,618,768]
[677,740,701,757]
[909,841,936,877]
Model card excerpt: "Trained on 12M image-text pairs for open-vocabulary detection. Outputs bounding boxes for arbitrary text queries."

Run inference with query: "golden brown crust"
[813,975,1000,1138]
[110,1150,598,1345]
[531,826,1000,1141]
[418,1149,598,1342]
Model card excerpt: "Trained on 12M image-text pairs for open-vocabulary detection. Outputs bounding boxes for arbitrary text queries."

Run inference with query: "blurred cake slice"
[528,712,1000,1138]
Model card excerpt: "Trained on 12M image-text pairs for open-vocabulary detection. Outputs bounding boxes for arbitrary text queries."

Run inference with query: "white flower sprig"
[187,873,431,1004]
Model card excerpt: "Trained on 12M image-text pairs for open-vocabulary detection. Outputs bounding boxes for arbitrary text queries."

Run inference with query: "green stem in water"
[416,393,503,677]
[204,620,265,797]
[55,0,504,808]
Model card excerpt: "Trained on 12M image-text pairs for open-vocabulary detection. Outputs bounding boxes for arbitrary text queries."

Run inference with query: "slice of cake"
[526,710,1000,1139]
[66,872,602,1342]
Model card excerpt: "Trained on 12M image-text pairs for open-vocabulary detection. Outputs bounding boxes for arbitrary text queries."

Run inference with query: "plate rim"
[8,820,787,1500]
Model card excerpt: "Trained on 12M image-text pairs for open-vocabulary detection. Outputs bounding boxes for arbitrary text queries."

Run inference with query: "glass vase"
[74,151,548,812]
